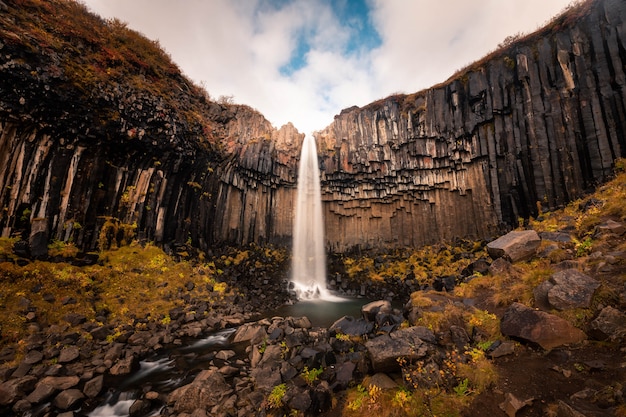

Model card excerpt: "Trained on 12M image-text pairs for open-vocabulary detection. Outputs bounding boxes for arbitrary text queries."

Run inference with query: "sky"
[81,0,574,135]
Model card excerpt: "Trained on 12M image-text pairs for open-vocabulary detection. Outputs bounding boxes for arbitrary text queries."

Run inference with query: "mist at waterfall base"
[290,134,341,301]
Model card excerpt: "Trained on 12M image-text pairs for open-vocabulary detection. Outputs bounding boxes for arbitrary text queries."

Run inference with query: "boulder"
[37,376,80,391]
[364,326,432,372]
[546,269,600,310]
[487,230,541,262]
[83,375,104,398]
[361,300,392,322]
[26,383,57,404]
[500,302,586,350]
[167,369,233,414]
[589,306,626,342]
[53,389,84,410]
[330,316,374,337]
[232,322,267,344]
[0,376,37,405]
[109,356,137,376]
[58,346,80,363]
[23,350,43,365]
[595,219,625,236]
[362,373,398,389]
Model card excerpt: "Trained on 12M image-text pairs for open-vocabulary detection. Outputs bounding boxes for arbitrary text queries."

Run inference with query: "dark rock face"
[0,0,625,254]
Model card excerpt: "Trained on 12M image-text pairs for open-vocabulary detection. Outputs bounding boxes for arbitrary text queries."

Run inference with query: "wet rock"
[83,375,104,398]
[53,389,84,410]
[109,356,137,376]
[365,326,432,372]
[129,399,151,416]
[330,316,374,337]
[167,369,233,414]
[487,230,541,262]
[500,302,586,350]
[361,300,392,322]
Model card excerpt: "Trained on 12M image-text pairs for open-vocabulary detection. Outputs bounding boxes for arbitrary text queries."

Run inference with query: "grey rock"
[487,230,541,262]
[500,302,586,350]
[361,300,392,322]
[365,326,432,372]
[589,306,626,342]
[547,269,600,310]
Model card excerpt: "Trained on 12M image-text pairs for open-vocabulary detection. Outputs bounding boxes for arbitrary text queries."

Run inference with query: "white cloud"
[82,0,572,135]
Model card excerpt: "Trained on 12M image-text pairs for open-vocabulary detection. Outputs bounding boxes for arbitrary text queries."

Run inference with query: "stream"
[86,297,372,417]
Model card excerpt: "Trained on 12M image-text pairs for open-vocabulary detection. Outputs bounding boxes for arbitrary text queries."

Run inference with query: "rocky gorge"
[0,0,626,416]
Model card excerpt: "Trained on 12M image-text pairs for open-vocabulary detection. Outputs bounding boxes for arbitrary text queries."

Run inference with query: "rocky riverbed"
[1,170,626,417]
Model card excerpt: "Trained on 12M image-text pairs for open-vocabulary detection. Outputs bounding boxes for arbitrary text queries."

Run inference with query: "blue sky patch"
[278,0,381,76]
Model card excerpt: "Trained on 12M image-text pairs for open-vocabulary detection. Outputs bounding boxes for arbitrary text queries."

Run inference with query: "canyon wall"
[0,0,625,255]
[315,0,626,251]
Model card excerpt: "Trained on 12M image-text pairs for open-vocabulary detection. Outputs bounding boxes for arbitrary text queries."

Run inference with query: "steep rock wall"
[0,0,301,255]
[315,0,626,251]
[1,0,626,255]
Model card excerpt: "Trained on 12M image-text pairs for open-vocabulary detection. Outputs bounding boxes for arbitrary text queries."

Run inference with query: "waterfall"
[291,134,328,299]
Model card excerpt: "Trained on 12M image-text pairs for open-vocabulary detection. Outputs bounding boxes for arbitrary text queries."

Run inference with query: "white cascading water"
[291,134,329,299]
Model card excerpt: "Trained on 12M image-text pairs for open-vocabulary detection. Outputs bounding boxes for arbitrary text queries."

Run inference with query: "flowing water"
[291,134,330,299]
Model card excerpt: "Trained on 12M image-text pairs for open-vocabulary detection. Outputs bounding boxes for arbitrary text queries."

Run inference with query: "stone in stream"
[53,388,84,410]
[83,375,104,398]
[167,369,233,414]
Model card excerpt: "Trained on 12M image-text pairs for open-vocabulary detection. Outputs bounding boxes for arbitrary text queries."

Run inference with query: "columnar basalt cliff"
[0,0,301,255]
[0,0,625,255]
[315,0,626,251]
